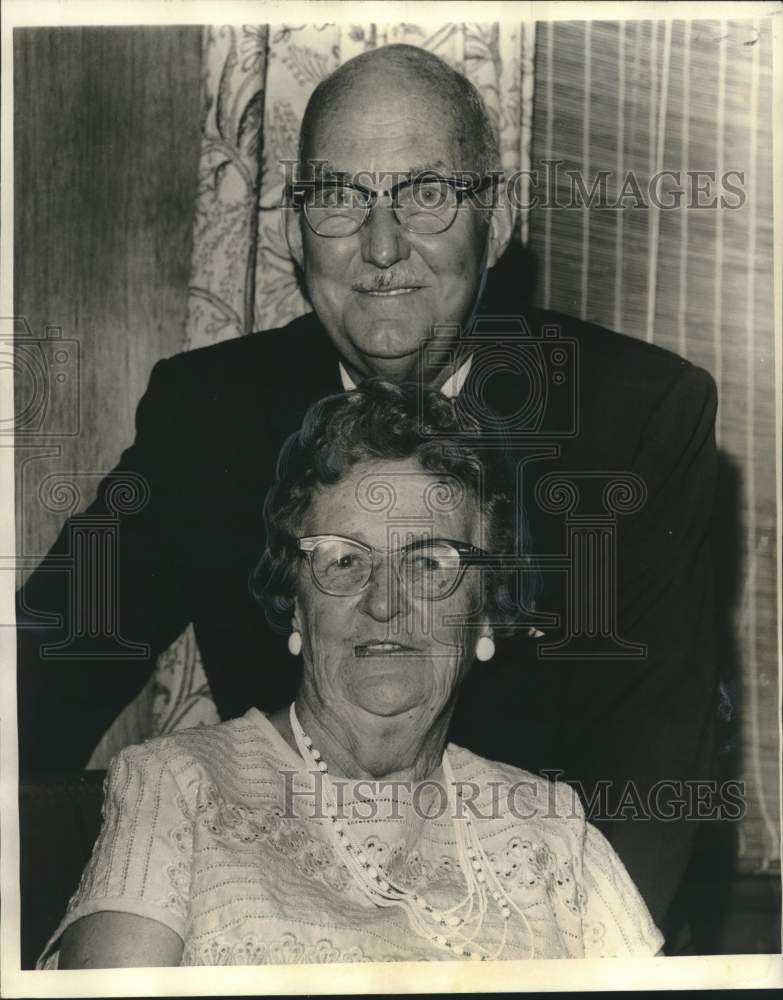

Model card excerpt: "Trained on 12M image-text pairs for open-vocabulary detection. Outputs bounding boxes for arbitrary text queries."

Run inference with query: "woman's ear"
[290,598,302,634]
[282,206,305,269]
[474,617,495,663]
[288,601,304,657]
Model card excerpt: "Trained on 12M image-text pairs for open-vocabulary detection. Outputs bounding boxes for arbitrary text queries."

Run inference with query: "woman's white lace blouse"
[39,709,663,966]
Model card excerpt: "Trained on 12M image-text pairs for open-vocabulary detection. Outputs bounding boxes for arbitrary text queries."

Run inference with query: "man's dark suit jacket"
[17,302,719,929]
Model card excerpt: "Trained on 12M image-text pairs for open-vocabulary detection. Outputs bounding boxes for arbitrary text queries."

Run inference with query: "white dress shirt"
[338,355,473,398]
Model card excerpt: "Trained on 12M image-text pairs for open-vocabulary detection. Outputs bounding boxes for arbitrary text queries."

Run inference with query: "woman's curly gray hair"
[250,379,537,637]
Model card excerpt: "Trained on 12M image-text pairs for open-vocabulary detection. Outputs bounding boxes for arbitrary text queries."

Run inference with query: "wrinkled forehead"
[352,466,471,520]
[302,460,482,544]
[301,84,465,179]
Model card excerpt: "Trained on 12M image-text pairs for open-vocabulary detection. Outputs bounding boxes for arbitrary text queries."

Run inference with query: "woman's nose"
[360,200,412,269]
[358,558,411,623]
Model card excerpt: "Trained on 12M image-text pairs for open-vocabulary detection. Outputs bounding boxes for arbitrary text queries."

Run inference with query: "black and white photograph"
[1,0,781,993]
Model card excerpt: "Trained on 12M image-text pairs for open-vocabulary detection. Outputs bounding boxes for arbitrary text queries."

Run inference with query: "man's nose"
[360,200,411,269]
[358,559,411,624]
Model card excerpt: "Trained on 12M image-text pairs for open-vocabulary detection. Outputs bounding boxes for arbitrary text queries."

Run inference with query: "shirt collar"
[338,354,473,399]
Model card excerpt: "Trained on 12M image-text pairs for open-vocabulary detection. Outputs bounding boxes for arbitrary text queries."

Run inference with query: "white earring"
[475,635,495,662]
[288,630,302,656]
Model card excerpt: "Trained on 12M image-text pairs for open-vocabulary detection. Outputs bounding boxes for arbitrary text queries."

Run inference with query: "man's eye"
[318,187,354,208]
[406,182,452,210]
[336,554,356,568]
[418,185,444,205]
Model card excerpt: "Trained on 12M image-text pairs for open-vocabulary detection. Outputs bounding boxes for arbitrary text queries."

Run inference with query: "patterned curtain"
[88,22,536,764]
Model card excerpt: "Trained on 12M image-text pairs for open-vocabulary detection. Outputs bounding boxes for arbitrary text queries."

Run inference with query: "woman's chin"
[347,674,426,719]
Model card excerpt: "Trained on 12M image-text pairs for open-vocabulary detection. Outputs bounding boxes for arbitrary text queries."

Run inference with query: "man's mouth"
[362,287,420,297]
[352,282,424,297]
[353,642,418,656]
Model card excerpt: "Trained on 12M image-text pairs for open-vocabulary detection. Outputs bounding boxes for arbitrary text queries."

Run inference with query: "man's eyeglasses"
[286,173,502,238]
[296,534,487,600]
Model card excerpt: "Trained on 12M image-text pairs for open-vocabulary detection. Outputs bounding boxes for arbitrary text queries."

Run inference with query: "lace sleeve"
[579,820,665,958]
[37,742,194,969]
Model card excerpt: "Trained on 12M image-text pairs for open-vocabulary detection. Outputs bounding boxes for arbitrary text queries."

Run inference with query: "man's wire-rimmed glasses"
[286,173,502,238]
[296,534,487,600]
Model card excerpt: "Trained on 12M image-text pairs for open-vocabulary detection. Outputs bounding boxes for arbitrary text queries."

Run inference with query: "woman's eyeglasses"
[286,173,502,238]
[296,534,487,600]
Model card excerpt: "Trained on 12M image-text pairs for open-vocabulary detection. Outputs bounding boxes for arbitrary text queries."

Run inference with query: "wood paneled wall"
[14,26,203,570]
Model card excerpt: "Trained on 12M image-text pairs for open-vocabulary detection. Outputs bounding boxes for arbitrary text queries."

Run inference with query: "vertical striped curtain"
[529,18,777,874]
[88,22,537,759]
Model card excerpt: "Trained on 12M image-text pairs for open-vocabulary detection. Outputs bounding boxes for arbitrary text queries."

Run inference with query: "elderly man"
[17,44,718,934]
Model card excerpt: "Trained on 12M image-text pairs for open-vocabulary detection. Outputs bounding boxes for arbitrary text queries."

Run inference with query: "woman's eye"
[324,553,356,572]
[412,554,441,572]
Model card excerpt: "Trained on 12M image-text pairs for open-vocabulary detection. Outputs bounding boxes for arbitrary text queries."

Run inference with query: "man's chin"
[345,320,429,380]
[354,353,422,383]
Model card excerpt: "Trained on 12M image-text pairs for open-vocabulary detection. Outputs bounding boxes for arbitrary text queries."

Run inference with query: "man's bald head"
[299,44,501,177]
[285,43,515,388]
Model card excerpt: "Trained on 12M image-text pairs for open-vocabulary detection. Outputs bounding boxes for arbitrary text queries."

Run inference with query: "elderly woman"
[41,381,663,967]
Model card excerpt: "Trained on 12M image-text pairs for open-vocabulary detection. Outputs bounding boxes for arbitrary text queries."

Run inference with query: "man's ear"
[486,190,514,269]
[283,207,305,269]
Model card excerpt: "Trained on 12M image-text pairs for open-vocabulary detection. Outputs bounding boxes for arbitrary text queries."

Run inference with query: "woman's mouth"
[353,642,418,656]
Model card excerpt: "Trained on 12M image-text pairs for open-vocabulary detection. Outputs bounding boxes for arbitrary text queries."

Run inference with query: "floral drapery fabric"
[91,22,536,757]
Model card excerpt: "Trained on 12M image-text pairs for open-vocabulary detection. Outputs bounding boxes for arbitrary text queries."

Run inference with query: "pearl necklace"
[289,704,534,961]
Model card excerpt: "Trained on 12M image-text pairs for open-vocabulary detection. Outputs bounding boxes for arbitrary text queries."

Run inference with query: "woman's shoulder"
[446,742,586,825]
[108,709,288,801]
[446,744,663,957]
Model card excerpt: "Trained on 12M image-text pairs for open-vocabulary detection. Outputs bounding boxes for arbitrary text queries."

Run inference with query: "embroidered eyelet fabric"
[39,709,663,966]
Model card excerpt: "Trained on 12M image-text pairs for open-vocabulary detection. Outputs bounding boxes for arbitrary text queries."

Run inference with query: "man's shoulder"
[525,306,700,384]
[469,304,716,462]
[159,311,329,382]
[519,306,717,421]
